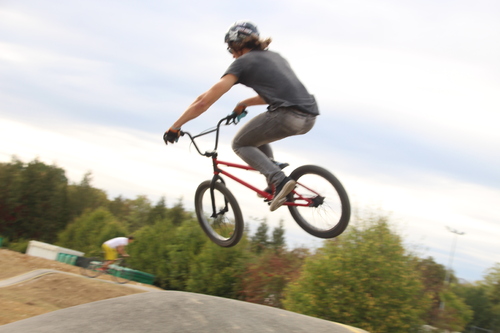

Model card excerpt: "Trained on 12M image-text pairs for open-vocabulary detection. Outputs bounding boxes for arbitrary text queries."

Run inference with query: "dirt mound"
[0,249,157,325]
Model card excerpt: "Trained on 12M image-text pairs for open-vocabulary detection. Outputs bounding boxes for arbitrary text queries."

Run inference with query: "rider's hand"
[163,128,180,144]
[229,110,248,123]
[229,103,248,123]
[122,254,130,258]
[233,102,247,115]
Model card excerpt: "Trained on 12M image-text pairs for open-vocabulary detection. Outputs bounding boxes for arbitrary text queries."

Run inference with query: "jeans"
[232,107,316,187]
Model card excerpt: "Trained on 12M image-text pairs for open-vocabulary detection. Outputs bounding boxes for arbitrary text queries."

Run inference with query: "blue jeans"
[232,107,316,187]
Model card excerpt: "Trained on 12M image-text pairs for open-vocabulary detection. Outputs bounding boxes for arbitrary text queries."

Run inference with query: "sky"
[1,0,499,282]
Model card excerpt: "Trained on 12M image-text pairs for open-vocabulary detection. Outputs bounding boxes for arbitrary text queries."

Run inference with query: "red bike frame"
[213,158,313,208]
[180,115,314,208]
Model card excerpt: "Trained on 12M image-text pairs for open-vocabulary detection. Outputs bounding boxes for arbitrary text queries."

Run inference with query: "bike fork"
[209,175,229,218]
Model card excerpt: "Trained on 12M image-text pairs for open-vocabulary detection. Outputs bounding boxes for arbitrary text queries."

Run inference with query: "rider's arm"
[116,245,128,257]
[171,74,238,129]
[234,95,267,114]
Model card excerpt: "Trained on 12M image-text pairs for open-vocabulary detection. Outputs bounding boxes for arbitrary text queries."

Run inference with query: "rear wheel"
[195,180,244,247]
[287,165,350,238]
[80,258,104,278]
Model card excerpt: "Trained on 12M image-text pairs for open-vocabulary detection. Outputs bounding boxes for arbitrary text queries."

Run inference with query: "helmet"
[224,21,259,43]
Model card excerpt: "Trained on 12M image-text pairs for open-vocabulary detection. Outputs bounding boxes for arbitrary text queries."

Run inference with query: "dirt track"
[0,249,158,325]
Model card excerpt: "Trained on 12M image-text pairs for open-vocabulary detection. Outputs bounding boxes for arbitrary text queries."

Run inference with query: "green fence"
[76,256,155,285]
[108,264,155,285]
[130,270,155,285]
[56,253,78,265]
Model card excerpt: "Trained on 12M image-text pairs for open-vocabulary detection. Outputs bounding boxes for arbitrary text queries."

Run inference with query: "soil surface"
[0,249,160,325]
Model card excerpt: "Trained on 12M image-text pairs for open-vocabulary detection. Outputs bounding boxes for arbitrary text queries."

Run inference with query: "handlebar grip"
[225,115,233,125]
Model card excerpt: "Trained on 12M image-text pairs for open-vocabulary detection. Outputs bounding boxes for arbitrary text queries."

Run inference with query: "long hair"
[228,35,272,52]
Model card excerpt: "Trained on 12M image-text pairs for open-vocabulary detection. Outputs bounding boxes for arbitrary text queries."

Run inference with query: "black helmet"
[224,21,259,43]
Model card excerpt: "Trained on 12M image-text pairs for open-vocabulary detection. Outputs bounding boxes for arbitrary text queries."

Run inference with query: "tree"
[187,238,248,298]
[57,207,127,256]
[168,199,188,226]
[414,257,472,331]
[128,218,176,289]
[109,195,131,221]
[453,263,500,333]
[270,220,286,251]
[66,172,108,222]
[484,263,500,332]
[283,216,431,333]
[438,288,473,332]
[457,283,495,332]
[239,248,306,308]
[146,196,168,225]
[127,211,206,290]
[251,220,269,254]
[415,257,448,324]
[0,157,70,243]
[124,195,152,232]
[165,218,207,290]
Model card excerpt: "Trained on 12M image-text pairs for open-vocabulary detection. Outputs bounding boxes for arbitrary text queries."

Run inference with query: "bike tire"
[110,261,133,284]
[195,180,244,247]
[287,165,351,238]
[80,258,104,278]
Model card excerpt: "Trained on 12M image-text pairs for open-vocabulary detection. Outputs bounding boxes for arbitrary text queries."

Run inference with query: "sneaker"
[269,177,296,211]
[257,161,289,198]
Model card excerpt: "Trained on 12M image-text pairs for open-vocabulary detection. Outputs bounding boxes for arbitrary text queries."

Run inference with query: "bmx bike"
[179,114,351,247]
[80,256,133,284]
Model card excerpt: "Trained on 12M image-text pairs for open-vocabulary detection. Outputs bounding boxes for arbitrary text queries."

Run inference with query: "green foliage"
[251,219,269,254]
[436,288,473,332]
[57,207,127,256]
[123,195,152,232]
[127,214,207,290]
[415,257,474,333]
[3,237,29,253]
[147,196,168,225]
[482,263,500,332]
[5,157,500,331]
[128,219,176,288]
[250,219,288,254]
[416,257,448,325]
[456,283,495,332]
[168,199,189,226]
[0,157,70,243]
[108,196,169,231]
[283,216,431,333]
[66,172,108,221]
[109,195,131,221]
[239,247,307,307]
[186,238,249,298]
[270,220,286,251]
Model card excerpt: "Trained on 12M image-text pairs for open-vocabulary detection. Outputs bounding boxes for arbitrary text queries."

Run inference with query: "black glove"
[163,128,180,144]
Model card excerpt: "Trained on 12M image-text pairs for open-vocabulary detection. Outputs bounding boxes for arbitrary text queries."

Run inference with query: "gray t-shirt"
[223,50,319,115]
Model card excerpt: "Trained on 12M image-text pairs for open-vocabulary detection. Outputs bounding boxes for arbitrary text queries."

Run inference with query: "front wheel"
[110,261,133,284]
[287,165,351,238]
[195,180,244,247]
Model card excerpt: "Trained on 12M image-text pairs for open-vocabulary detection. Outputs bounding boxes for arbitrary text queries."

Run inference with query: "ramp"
[0,291,369,333]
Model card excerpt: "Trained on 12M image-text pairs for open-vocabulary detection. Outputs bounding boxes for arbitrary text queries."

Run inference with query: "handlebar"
[180,114,241,157]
